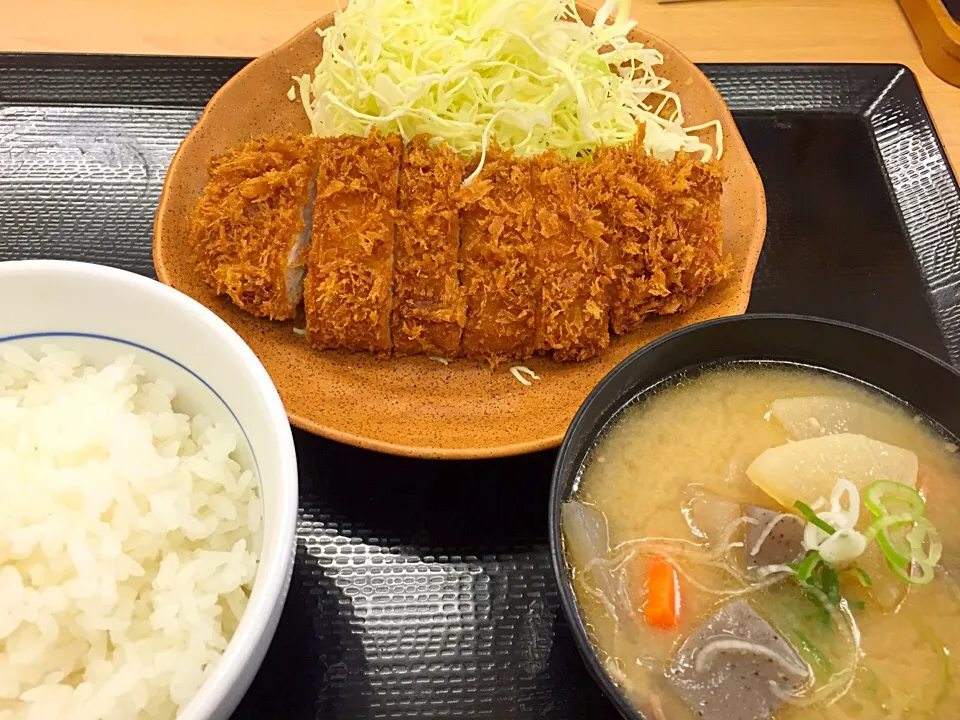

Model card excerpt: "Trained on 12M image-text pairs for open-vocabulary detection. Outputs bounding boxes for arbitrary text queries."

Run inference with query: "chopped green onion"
[878,533,911,570]
[908,517,943,568]
[820,564,841,606]
[862,480,941,587]
[794,551,822,583]
[796,479,942,593]
[794,552,842,611]
[847,599,866,611]
[852,567,873,587]
[865,512,916,540]
[794,501,836,536]
[800,586,834,628]
[865,479,925,519]
[868,513,916,569]
[793,629,833,673]
[888,559,936,586]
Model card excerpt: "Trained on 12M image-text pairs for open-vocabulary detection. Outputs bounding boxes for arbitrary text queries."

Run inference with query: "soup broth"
[564,364,960,720]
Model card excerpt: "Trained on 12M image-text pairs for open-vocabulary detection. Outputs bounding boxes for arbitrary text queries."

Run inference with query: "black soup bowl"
[548,314,960,719]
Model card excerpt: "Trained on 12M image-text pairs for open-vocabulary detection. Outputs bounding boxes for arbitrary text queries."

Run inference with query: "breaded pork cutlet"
[192,128,726,364]
[649,152,728,315]
[392,136,466,357]
[529,152,609,361]
[304,130,402,354]
[584,127,727,334]
[583,127,662,335]
[459,146,539,366]
[189,135,320,320]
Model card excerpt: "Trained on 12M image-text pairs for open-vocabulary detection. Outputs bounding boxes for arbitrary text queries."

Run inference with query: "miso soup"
[562,364,960,720]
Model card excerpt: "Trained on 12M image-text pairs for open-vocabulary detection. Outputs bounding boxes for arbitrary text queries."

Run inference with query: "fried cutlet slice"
[459,146,539,366]
[584,127,728,334]
[304,130,402,354]
[584,128,663,335]
[392,136,466,357]
[529,152,609,361]
[648,152,728,315]
[189,134,320,321]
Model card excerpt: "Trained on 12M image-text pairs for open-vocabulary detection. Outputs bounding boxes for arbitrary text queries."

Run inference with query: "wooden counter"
[2,0,959,171]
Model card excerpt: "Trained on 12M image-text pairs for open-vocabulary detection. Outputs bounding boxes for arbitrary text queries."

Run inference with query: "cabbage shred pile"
[295,0,721,180]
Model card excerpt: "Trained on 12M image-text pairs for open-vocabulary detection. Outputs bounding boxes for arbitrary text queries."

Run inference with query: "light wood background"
[1,0,959,170]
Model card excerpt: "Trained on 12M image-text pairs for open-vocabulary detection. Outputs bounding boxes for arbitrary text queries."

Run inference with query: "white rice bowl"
[0,344,262,720]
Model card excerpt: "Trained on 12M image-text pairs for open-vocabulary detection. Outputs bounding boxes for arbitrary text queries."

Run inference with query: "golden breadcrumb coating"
[192,128,726,363]
[583,128,661,335]
[530,152,609,361]
[460,145,539,367]
[583,126,727,335]
[651,152,728,315]
[304,130,402,354]
[189,134,320,320]
[392,136,466,357]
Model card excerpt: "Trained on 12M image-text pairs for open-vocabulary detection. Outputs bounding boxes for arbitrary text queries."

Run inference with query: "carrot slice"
[643,556,681,630]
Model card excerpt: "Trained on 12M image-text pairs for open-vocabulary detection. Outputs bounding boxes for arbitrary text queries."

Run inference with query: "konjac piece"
[744,505,805,570]
[666,599,810,720]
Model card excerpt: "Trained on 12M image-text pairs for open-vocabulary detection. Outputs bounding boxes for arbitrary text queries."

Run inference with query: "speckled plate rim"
[154,8,767,460]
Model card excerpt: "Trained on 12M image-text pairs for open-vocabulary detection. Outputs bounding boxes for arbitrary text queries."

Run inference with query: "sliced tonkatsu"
[584,128,663,336]
[303,130,402,354]
[585,126,728,334]
[188,129,727,364]
[529,152,609,361]
[392,136,466,357]
[189,134,320,320]
[459,146,539,366]
[649,151,728,315]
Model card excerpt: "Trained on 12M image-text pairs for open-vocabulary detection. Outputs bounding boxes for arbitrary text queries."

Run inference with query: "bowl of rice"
[0,260,298,720]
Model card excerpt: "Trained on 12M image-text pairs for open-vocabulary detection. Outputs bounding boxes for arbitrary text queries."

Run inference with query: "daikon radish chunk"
[746,433,918,509]
[770,396,908,444]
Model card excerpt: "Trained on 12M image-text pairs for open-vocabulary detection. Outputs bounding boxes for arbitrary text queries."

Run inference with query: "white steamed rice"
[0,345,262,720]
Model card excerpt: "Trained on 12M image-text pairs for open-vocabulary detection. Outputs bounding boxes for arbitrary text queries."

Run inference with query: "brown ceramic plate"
[154,5,767,459]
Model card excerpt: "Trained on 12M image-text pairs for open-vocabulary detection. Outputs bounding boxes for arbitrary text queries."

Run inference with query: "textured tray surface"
[2,56,960,718]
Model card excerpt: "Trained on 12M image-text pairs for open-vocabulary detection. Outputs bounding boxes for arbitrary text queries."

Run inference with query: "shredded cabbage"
[294,0,721,181]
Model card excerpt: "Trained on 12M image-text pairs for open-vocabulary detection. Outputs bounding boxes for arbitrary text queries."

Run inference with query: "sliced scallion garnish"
[794,550,822,583]
[887,558,936,586]
[793,629,833,673]
[820,564,841,605]
[794,500,837,536]
[908,516,943,568]
[862,480,942,586]
[851,567,873,587]
[865,479,925,519]
[868,513,915,569]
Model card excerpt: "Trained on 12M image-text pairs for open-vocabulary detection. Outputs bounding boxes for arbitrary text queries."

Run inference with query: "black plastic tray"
[2,56,960,718]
